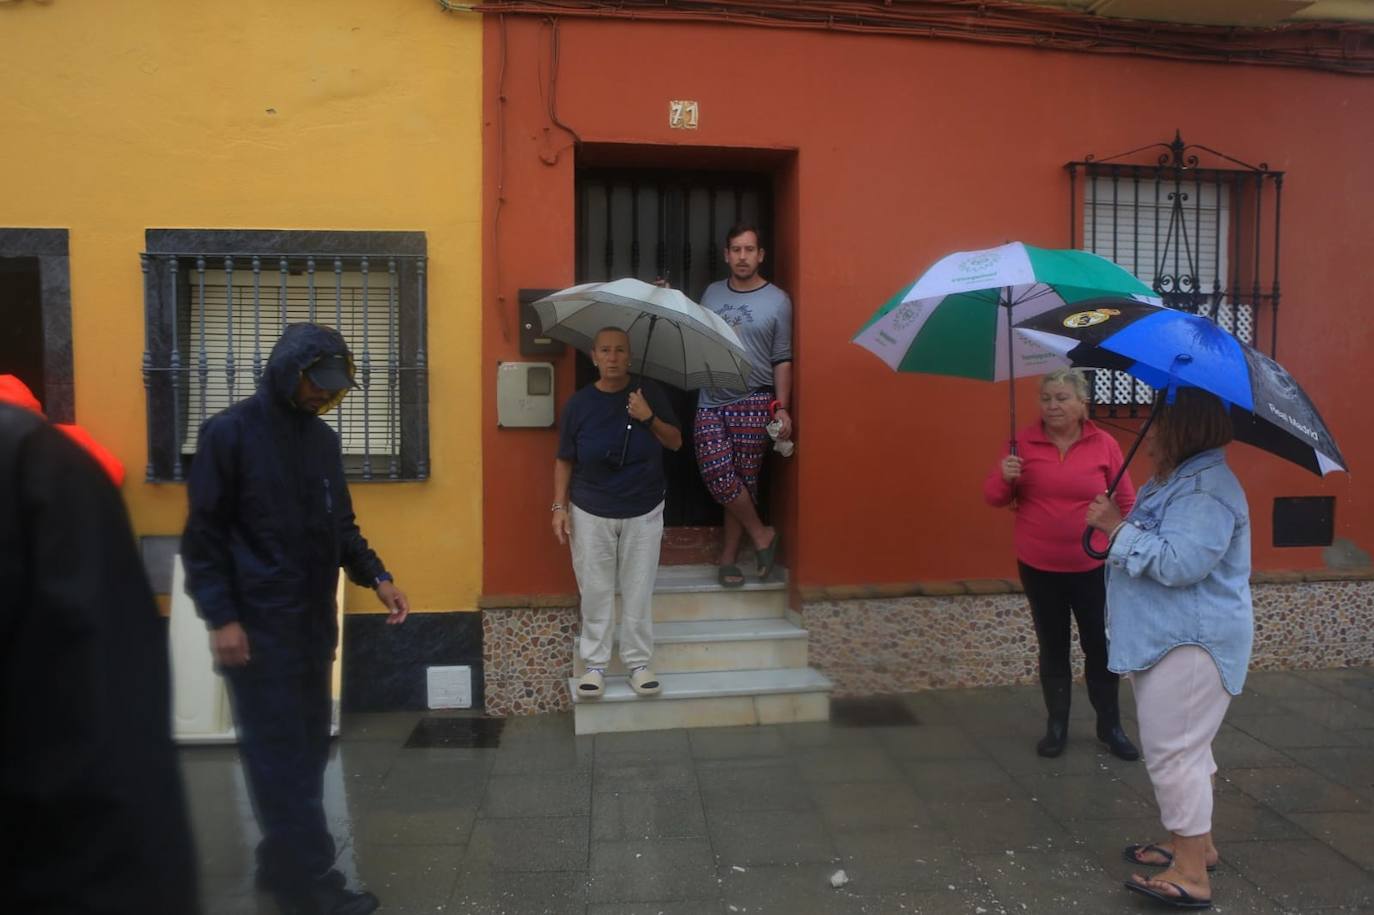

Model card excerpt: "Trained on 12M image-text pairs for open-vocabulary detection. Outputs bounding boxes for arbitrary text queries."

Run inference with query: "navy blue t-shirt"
[557,379,679,519]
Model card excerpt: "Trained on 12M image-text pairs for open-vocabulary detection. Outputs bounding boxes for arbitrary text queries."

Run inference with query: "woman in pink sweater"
[984,368,1139,760]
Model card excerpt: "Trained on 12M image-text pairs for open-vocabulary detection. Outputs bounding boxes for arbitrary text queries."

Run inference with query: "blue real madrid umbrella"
[1015,299,1347,477]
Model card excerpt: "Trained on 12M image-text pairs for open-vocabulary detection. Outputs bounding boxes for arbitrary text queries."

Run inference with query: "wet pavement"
[185,667,1374,914]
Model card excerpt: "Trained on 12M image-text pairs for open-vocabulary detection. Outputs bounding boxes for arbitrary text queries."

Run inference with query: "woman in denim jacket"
[1086,388,1252,910]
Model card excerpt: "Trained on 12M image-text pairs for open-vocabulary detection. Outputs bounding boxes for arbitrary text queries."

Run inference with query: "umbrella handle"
[1082,405,1159,561]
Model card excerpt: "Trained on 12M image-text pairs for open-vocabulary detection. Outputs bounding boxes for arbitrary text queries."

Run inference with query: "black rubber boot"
[1036,676,1072,758]
[1088,677,1141,761]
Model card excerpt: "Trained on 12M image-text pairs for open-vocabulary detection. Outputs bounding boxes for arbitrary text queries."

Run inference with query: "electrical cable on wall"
[450,0,1374,74]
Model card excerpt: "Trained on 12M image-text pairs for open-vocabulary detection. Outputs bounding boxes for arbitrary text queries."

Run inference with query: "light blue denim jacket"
[1105,448,1254,694]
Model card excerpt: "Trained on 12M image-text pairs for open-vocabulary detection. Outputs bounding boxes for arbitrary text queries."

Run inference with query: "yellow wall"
[0,0,483,613]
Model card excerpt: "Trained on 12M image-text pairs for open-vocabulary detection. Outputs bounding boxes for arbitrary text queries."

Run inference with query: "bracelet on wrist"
[1108,521,1128,544]
[551,502,566,513]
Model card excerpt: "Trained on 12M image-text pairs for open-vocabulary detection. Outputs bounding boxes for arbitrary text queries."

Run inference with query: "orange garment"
[0,375,125,486]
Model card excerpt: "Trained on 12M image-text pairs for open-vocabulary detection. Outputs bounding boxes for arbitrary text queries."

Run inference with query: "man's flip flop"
[717,564,745,588]
[755,531,781,580]
[1123,844,1217,872]
[1124,876,1212,909]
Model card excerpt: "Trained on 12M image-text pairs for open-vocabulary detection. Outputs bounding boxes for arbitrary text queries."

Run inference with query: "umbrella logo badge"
[1062,308,1119,329]
[957,253,1000,274]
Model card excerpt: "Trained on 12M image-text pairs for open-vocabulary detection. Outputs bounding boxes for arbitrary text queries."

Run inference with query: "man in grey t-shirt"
[694,224,793,587]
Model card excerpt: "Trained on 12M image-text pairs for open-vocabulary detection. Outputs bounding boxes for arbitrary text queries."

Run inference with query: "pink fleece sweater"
[983,420,1136,573]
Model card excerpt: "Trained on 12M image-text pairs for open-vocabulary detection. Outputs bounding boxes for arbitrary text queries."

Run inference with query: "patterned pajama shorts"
[694,392,773,505]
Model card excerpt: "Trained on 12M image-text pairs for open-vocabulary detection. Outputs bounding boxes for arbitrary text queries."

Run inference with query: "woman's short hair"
[1152,387,1234,478]
[1040,367,1091,403]
[591,326,630,350]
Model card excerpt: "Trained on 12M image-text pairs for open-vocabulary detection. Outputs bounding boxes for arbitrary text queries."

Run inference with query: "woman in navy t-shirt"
[552,327,682,699]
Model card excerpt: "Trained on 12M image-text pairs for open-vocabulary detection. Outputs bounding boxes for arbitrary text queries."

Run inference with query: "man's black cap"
[306,354,357,391]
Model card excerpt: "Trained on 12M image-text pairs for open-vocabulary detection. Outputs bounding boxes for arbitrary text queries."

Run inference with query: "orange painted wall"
[483,17,1374,595]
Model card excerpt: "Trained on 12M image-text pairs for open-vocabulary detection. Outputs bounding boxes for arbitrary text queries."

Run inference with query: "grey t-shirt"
[697,279,793,409]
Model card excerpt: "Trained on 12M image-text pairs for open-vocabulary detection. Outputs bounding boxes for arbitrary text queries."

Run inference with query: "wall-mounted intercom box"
[518,288,566,357]
[496,361,555,428]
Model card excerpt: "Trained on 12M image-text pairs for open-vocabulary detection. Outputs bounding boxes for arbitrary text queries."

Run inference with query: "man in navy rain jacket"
[182,323,409,915]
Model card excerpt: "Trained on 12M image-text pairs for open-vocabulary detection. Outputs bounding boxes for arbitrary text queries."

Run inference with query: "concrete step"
[644,563,789,622]
[570,667,832,735]
[572,618,810,676]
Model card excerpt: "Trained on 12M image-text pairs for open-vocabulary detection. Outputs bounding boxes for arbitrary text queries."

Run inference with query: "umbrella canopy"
[532,278,751,392]
[1015,300,1347,476]
[853,242,1159,381]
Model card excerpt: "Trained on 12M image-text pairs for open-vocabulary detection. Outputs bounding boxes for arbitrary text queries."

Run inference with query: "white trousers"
[569,501,664,669]
[1130,644,1233,838]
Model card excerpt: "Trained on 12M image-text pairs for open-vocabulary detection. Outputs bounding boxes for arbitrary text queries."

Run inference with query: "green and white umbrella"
[852,241,1159,449]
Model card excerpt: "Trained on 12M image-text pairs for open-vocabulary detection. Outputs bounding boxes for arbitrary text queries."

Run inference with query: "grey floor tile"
[1280,697,1374,731]
[1283,746,1374,798]
[697,759,814,812]
[448,866,590,914]
[795,745,904,783]
[588,837,719,904]
[595,758,698,796]
[717,863,871,915]
[464,816,590,872]
[353,843,463,910]
[1224,838,1374,909]
[873,724,986,759]
[1226,766,1371,814]
[1229,713,1362,749]
[1247,671,1346,702]
[903,759,1022,804]
[492,735,595,775]
[380,754,493,802]
[345,797,476,846]
[845,885,1006,915]
[969,848,1117,912]
[810,780,927,831]
[927,799,1075,855]
[595,728,691,759]
[773,719,883,749]
[1212,722,1297,768]
[706,807,838,867]
[1210,788,1310,841]
[1013,772,1156,821]
[587,903,723,915]
[482,770,593,818]
[1227,688,1292,717]
[687,724,787,760]
[1286,810,1374,871]
[974,734,1118,775]
[339,711,426,742]
[592,787,708,841]
[831,826,978,893]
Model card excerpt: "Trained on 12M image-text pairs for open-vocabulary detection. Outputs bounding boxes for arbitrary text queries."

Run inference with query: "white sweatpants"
[569,501,664,669]
[1130,644,1233,838]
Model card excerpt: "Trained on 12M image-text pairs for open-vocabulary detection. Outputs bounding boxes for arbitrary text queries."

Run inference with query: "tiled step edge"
[569,666,832,704]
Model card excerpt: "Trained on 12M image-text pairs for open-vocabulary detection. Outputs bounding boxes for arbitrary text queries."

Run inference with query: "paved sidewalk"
[185,667,1374,914]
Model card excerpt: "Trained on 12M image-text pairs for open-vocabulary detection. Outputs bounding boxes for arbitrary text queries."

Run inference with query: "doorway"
[573,167,776,529]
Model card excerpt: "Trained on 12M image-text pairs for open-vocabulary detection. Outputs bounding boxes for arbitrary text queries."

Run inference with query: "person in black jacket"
[0,403,200,914]
[182,323,409,915]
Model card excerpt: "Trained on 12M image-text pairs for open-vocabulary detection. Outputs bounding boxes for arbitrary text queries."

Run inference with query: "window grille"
[141,231,429,482]
[1066,132,1283,416]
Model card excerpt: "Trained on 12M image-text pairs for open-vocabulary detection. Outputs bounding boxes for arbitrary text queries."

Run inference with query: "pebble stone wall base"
[481,602,579,717]
[478,573,1373,716]
[801,574,1374,697]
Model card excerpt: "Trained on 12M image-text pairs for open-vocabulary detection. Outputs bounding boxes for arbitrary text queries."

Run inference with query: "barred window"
[1067,134,1283,413]
[141,230,429,482]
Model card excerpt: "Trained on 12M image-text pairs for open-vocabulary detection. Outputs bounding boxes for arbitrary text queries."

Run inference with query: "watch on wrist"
[641,413,656,427]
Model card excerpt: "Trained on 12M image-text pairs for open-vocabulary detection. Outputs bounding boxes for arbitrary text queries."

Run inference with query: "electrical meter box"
[497,361,555,428]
